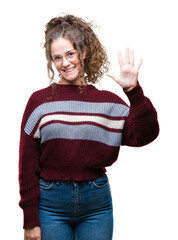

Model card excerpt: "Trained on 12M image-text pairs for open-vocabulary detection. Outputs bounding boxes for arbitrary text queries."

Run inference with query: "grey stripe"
[25,100,129,135]
[41,122,123,146]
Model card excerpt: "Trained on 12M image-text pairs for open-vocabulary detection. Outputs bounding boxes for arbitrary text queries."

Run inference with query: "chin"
[60,75,79,84]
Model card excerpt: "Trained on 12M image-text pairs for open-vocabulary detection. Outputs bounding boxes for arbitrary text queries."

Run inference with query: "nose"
[62,56,70,67]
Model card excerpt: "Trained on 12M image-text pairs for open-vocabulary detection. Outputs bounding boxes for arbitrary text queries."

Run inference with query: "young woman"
[18,14,159,240]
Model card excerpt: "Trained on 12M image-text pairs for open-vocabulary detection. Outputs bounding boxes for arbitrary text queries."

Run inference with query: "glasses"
[51,50,78,66]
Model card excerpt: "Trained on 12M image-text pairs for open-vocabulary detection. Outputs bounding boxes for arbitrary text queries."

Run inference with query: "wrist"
[123,86,135,92]
[123,83,138,92]
[124,83,145,107]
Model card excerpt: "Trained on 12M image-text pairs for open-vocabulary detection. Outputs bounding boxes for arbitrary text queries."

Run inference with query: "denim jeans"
[38,173,113,240]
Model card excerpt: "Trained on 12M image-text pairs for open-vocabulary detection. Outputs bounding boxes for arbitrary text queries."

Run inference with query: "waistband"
[39,166,106,181]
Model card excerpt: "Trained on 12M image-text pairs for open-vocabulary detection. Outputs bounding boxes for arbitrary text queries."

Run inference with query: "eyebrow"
[51,49,75,58]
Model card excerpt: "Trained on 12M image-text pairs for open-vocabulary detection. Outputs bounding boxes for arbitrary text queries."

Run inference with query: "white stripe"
[34,114,125,139]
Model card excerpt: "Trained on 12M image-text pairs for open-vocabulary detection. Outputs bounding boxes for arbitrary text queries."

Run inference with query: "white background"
[0,0,177,239]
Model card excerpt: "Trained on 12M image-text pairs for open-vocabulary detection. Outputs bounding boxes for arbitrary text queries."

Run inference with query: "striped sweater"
[19,83,159,228]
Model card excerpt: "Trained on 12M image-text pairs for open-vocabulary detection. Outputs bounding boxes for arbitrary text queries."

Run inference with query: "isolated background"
[0,0,177,239]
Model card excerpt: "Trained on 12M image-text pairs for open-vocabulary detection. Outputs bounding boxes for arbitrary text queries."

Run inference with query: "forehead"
[51,37,74,55]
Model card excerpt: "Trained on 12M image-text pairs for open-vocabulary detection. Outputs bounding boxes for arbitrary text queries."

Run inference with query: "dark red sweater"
[18,83,159,229]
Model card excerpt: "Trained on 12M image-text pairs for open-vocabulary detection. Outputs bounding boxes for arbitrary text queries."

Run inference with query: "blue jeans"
[38,173,113,240]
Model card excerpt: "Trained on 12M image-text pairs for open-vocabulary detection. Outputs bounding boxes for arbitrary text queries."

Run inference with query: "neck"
[58,77,88,86]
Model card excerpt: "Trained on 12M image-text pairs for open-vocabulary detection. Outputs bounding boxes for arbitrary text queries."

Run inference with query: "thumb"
[106,73,118,80]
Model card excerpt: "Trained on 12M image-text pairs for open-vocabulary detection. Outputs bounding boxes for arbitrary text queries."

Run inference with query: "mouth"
[63,66,76,73]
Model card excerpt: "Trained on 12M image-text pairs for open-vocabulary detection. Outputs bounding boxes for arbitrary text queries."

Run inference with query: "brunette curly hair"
[44,14,110,87]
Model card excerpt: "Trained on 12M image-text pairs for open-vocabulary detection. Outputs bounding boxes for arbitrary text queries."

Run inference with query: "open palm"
[107,48,143,91]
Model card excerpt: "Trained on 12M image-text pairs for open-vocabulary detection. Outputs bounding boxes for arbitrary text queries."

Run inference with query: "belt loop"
[88,180,92,186]
[73,181,77,188]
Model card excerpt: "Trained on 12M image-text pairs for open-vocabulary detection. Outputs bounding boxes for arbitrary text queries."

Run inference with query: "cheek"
[75,58,83,71]
[54,64,63,73]
[76,62,82,71]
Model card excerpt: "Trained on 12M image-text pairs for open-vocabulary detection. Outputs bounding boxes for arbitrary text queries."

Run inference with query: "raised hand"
[106,48,143,91]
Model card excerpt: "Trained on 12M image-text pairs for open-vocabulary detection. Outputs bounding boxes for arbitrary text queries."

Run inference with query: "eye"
[53,56,62,61]
[67,52,75,58]
[54,56,62,61]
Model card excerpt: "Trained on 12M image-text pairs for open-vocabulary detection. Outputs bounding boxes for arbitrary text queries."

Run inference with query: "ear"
[82,46,87,60]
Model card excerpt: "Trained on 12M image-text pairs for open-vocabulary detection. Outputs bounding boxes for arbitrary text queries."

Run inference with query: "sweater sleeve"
[121,83,159,147]
[18,93,41,229]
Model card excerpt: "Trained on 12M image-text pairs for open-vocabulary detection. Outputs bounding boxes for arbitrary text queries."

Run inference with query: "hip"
[38,173,113,218]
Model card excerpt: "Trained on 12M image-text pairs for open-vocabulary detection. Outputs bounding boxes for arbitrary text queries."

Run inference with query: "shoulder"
[27,85,53,105]
[30,85,51,99]
[21,85,52,127]
[24,85,52,114]
[93,86,128,106]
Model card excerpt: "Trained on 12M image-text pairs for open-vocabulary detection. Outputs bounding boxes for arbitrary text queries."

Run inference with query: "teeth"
[64,67,75,72]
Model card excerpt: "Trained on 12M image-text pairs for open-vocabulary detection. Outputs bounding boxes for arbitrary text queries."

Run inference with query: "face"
[51,37,86,85]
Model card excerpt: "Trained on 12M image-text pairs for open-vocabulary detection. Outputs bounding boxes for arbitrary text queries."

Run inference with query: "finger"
[130,50,134,66]
[125,48,130,64]
[118,51,124,68]
[136,59,143,70]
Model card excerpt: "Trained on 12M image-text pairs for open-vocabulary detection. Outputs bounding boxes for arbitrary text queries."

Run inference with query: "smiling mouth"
[63,67,76,73]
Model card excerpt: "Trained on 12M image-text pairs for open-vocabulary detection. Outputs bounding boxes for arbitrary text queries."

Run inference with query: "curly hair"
[44,14,110,88]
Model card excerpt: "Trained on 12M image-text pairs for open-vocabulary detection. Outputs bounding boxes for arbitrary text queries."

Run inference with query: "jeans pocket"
[93,174,109,188]
[39,178,55,190]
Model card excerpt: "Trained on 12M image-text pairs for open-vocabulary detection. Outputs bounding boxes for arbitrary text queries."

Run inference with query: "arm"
[107,48,159,146]
[121,83,159,146]
[18,93,41,229]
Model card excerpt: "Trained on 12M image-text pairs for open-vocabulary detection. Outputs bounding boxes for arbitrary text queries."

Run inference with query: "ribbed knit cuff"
[124,83,145,107]
[23,206,40,229]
